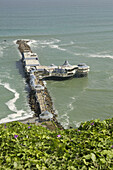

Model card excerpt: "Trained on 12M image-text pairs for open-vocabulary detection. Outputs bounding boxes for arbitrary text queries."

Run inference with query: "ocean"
[0,0,113,128]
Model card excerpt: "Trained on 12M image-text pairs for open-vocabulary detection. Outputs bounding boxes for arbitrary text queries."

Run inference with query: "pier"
[16,40,61,129]
[16,40,89,129]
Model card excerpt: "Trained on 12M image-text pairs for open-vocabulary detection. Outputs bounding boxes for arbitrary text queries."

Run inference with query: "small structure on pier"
[39,111,53,121]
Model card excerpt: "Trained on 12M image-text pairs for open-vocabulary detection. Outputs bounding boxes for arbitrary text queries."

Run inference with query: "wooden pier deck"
[36,91,46,112]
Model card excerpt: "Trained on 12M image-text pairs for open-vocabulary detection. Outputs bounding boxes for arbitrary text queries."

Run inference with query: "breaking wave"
[58,95,76,129]
[13,38,88,57]
[67,96,76,112]
[26,38,67,51]
[89,53,113,59]
[59,113,70,129]
[0,82,33,124]
[49,44,66,51]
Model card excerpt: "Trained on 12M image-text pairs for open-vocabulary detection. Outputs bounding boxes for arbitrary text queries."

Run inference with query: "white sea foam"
[33,38,66,51]
[13,40,18,45]
[62,49,85,56]
[89,54,113,59]
[59,41,75,47]
[67,96,77,112]
[52,38,61,43]
[108,75,113,80]
[14,38,76,52]
[68,103,74,112]
[0,46,3,58]
[73,121,82,128]
[49,44,66,51]
[35,38,60,46]
[70,41,74,45]
[0,82,33,124]
[28,40,37,46]
[0,114,33,124]
[59,113,70,129]
[70,96,76,100]
[48,39,67,51]
[58,96,77,128]
[39,40,53,45]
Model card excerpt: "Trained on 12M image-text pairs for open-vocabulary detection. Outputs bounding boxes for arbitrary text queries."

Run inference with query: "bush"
[0,119,113,169]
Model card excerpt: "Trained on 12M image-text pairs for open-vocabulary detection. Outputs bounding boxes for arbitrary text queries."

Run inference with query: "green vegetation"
[0,119,113,169]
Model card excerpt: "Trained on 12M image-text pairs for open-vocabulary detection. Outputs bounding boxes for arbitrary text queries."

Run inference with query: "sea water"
[0,0,113,128]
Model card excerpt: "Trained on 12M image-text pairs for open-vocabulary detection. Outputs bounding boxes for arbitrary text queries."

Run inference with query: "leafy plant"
[0,118,113,169]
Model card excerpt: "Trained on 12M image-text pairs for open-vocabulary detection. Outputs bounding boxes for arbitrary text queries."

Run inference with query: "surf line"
[0,82,33,124]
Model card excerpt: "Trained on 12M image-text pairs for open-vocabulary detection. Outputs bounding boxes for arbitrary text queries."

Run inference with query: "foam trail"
[37,39,60,45]
[0,114,33,124]
[89,54,113,59]
[34,39,65,51]
[42,38,61,44]
[68,103,74,111]
[59,42,75,48]
[0,82,24,114]
[67,96,77,112]
[58,96,76,129]
[49,44,66,51]
[39,40,53,45]
[70,96,76,100]
[0,82,33,124]
[50,40,87,53]
[48,39,66,51]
